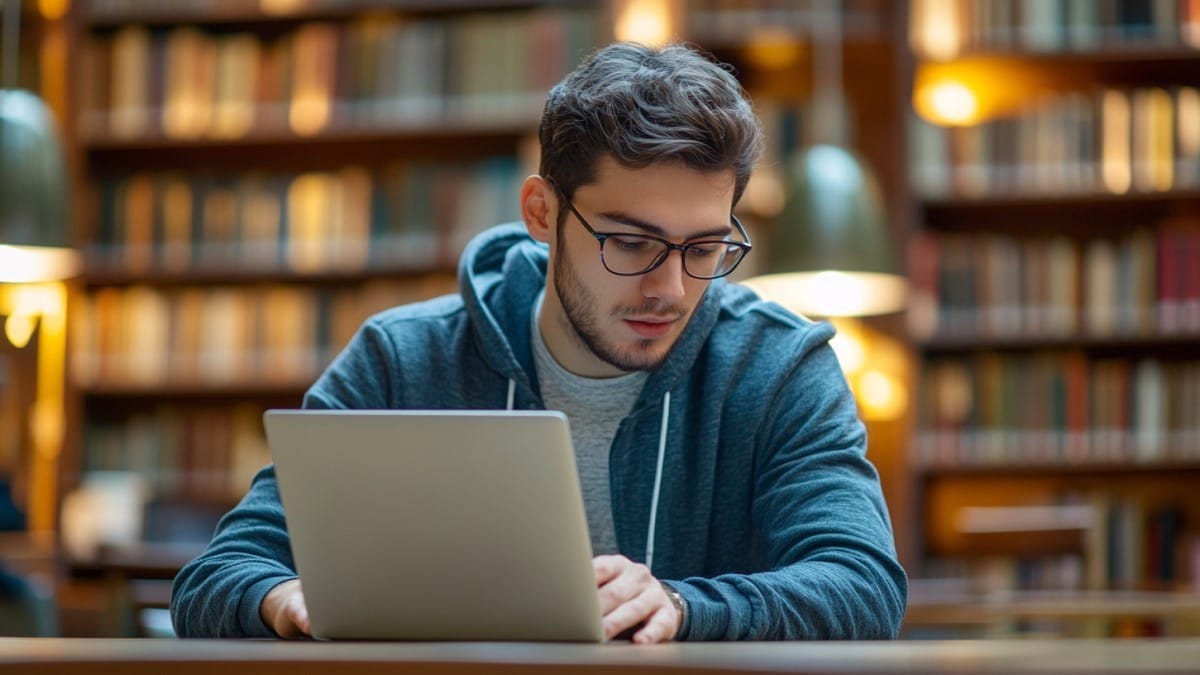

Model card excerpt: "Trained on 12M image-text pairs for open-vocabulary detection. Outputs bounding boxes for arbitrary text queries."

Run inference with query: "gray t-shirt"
[531,292,646,556]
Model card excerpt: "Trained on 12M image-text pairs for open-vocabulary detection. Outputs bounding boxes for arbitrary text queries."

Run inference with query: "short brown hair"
[539,42,763,219]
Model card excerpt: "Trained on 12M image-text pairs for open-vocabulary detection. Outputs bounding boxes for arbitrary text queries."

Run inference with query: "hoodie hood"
[457,222,726,413]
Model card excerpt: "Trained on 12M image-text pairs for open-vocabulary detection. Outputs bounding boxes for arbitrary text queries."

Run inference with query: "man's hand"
[593,555,680,643]
[260,578,312,638]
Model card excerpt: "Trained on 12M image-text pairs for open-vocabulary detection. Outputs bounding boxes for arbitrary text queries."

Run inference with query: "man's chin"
[601,339,673,372]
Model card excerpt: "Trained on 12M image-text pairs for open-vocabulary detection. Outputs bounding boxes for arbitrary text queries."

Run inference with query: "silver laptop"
[263,409,604,642]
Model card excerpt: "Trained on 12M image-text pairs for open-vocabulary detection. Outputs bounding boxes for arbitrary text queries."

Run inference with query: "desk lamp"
[1,0,78,531]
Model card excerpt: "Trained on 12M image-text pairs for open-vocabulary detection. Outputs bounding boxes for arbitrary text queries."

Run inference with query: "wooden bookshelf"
[57,2,604,606]
[905,0,1200,637]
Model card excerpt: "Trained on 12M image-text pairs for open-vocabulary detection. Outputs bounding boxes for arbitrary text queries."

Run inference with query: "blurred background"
[1,0,1198,639]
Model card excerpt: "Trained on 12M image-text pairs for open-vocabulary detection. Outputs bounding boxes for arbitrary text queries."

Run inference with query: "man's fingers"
[290,601,311,638]
[595,557,654,613]
[592,555,625,586]
[632,606,677,644]
[592,555,679,643]
[602,586,657,640]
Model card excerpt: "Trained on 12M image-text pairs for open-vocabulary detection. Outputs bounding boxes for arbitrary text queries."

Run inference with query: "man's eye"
[687,243,724,257]
[611,237,654,252]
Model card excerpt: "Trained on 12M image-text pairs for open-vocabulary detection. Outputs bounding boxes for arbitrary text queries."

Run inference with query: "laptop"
[263,409,605,642]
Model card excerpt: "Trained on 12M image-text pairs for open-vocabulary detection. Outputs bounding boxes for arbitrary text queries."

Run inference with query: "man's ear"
[521,175,556,244]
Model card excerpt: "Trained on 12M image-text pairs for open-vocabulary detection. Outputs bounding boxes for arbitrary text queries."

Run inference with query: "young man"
[171,42,906,643]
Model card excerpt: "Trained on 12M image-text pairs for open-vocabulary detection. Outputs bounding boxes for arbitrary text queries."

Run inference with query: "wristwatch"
[660,582,687,639]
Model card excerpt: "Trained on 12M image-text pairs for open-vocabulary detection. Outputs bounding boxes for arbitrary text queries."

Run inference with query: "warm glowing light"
[613,0,679,47]
[743,270,908,317]
[0,245,80,283]
[915,80,979,127]
[909,0,962,60]
[4,313,37,348]
[828,321,865,374]
[0,282,69,530]
[259,0,306,15]
[825,318,912,422]
[857,370,908,421]
[38,0,69,20]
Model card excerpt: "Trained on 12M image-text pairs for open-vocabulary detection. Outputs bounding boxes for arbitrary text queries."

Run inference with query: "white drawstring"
[505,379,516,410]
[644,390,671,573]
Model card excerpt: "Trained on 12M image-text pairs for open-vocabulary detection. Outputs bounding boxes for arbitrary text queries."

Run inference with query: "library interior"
[2,0,1200,659]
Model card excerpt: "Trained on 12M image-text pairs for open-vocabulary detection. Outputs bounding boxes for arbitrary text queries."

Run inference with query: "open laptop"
[263,409,604,642]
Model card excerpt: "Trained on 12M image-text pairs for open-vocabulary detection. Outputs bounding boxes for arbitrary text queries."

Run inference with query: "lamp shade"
[0,89,77,282]
[744,144,906,317]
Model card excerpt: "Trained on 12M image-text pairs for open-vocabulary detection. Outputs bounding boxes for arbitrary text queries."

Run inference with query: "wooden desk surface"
[1,638,1199,674]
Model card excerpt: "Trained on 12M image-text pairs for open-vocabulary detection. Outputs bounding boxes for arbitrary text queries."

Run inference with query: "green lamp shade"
[745,144,906,317]
[0,89,77,282]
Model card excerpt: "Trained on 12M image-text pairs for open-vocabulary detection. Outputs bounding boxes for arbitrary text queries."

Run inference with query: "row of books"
[907,226,1200,341]
[684,0,884,43]
[914,355,1200,468]
[70,276,456,388]
[79,8,599,140]
[89,159,523,274]
[81,403,271,500]
[85,0,458,17]
[910,0,1200,58]
[910,86,1200,198]
[934,498,1195,594]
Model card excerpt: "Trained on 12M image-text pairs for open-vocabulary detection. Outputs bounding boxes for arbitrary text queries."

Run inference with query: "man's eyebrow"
[596,210,732,240]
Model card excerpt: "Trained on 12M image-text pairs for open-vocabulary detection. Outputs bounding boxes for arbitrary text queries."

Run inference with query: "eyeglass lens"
[600,236,742,278]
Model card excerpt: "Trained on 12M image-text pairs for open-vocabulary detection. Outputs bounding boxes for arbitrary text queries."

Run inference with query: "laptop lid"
[263,409,604,642]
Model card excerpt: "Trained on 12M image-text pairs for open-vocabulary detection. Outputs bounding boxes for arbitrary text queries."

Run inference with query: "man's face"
[540,157,738,377]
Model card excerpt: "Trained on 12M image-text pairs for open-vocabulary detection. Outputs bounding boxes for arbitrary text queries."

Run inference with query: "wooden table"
[1,638,1200,674]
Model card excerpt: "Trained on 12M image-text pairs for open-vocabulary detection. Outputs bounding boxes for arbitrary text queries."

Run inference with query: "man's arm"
[171,320,399,638]
[678,342,908,641]
[169,465,301,638]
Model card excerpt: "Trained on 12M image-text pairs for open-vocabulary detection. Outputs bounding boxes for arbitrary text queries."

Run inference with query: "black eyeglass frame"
[550,182,753,280]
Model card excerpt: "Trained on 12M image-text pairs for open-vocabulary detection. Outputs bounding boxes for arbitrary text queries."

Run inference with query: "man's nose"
[640,250,687,304]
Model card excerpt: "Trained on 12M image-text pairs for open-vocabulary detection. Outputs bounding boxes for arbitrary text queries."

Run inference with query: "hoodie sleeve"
[169,466,298,638]
[675,339,908,641]
[169,321,395,638]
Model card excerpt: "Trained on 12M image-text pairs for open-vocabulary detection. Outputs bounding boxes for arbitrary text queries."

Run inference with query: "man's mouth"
[623,316,677,339]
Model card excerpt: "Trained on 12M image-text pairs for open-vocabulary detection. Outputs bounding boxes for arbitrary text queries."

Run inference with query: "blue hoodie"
[170,223,907,640]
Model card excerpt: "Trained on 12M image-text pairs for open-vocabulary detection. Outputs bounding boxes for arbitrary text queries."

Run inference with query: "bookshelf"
[62,1,604,570]
[905,0,1200,637]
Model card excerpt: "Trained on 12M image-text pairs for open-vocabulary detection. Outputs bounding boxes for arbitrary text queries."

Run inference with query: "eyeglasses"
[552,184,752,280]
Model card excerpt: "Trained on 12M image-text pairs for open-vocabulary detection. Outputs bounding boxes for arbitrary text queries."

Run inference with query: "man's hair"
[539,42,763,219]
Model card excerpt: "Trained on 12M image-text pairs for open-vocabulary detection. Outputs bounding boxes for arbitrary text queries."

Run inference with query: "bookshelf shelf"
[917,332,1200,354]
[80,262,452,287]
[81,119,539,171]
[917,460,1200,478]
[921,188,1200,217]
[905,588,1200,635]
[80,381,311,400]
[83,0,554,29]
[919,49,1200,87]
[81,115,543,152]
